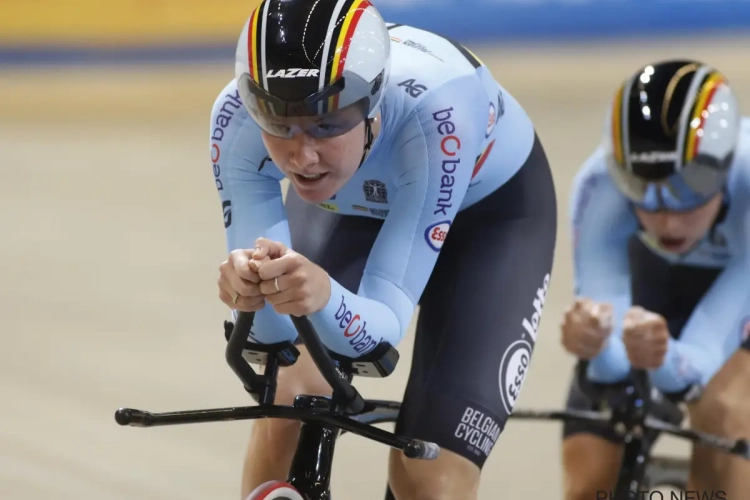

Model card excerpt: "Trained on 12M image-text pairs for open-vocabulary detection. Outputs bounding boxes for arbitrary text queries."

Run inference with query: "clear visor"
[607,158,728,212]
[237,72,369,139]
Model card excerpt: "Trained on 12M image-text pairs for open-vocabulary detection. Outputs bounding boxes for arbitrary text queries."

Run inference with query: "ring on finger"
[275,276,280,293]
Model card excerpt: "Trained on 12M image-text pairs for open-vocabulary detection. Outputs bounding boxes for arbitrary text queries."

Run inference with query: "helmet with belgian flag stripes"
[234,0,390,140]
[604,59,741,211]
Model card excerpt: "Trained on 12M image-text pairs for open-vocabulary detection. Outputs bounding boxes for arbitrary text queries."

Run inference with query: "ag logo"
[222,200,232,228]
[424,220,450,251]
[398,78,427,98]
[499,340,532,414]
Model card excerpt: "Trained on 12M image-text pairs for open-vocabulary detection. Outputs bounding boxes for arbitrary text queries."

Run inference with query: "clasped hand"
[218,237,332,316]
[561,299,669,369]
[622,306,669,370]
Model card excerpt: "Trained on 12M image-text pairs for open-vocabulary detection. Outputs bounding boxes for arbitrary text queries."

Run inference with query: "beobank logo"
[211,89,243,192]
[424,220,451,251]
[334,295,380,355]
[432,107,462,216]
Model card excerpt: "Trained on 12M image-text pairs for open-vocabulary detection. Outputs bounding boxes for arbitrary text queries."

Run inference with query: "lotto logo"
[424,220,451,251]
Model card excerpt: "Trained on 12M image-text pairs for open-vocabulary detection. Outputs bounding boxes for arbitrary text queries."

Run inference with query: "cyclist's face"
[634,191,724,254]
[261,113,368,204]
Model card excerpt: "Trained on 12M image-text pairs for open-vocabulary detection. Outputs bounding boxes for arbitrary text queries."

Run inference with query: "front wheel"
[642,455,689,492]
[245,480,304,500]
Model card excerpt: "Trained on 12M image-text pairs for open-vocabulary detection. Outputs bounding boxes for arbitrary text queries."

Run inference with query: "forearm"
[650,338,715,393]
[240,305,299,344]
[309,276,408,358]
[588,335,631,383]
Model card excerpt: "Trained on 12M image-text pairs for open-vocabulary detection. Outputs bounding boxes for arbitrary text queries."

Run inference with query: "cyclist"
[560,59,750,500]
[210,0,557,498]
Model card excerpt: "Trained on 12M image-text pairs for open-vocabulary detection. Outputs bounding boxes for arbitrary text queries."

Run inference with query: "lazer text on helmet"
[266,69,320,78]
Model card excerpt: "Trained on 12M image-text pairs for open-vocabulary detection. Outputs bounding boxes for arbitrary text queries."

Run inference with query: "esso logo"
[499,340,533,414]
[424,220,451,251]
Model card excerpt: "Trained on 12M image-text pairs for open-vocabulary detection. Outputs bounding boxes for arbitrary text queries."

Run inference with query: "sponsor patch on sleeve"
[424,220,451,251]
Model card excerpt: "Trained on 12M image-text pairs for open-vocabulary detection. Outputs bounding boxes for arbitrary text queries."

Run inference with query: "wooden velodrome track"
[2,37,749,499]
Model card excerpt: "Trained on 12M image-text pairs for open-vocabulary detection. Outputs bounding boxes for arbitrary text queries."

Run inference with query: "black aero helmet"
[604,59,740,211]
[234,0,390,138]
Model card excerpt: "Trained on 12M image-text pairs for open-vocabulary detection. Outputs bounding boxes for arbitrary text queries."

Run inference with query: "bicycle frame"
[115,312,438,499]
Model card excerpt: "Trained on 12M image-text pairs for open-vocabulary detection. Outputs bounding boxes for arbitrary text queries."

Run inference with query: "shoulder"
[570,146,612,202]
[723,117,750,242]
[210,79,256,138]
[570,145,630,225]
[386,24,483,88]
[727,117,750,192]
[210,79,265,159]
[209,79,270,170]
[383,24,490,117]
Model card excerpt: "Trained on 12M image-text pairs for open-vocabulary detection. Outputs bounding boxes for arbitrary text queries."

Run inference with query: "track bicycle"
[507,360,750,498]
[115,311,438,499]
[115,312,750,499]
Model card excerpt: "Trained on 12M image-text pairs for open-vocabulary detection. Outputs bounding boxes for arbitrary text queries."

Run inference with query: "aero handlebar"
[226,312,366,414]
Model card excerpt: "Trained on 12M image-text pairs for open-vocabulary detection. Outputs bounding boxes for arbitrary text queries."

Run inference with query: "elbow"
[649,363,693,394]
[372,312,407,354]
[650,342,709,394]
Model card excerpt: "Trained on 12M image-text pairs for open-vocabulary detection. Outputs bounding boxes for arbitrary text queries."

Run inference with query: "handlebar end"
[115,408,132,425]
[733,438,750,459]
[115,408,149,426]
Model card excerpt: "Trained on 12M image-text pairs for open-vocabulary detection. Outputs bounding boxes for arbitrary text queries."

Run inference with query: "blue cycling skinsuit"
[563,118,750,441]
[210,23,557,468]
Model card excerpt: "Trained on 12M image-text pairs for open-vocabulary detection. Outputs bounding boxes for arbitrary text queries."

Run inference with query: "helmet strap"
[358,118,374,169]
[257,155,271,172]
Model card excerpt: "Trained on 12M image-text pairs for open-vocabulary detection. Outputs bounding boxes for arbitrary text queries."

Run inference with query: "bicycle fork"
[287,397,339,499]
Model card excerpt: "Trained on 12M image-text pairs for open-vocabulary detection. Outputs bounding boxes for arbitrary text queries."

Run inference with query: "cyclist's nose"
[288,132,320,169]
[661,212,687,234]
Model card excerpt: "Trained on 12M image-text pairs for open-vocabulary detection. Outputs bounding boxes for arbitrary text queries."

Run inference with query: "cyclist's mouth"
[293,172,329,187]
[658,237,688,252]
